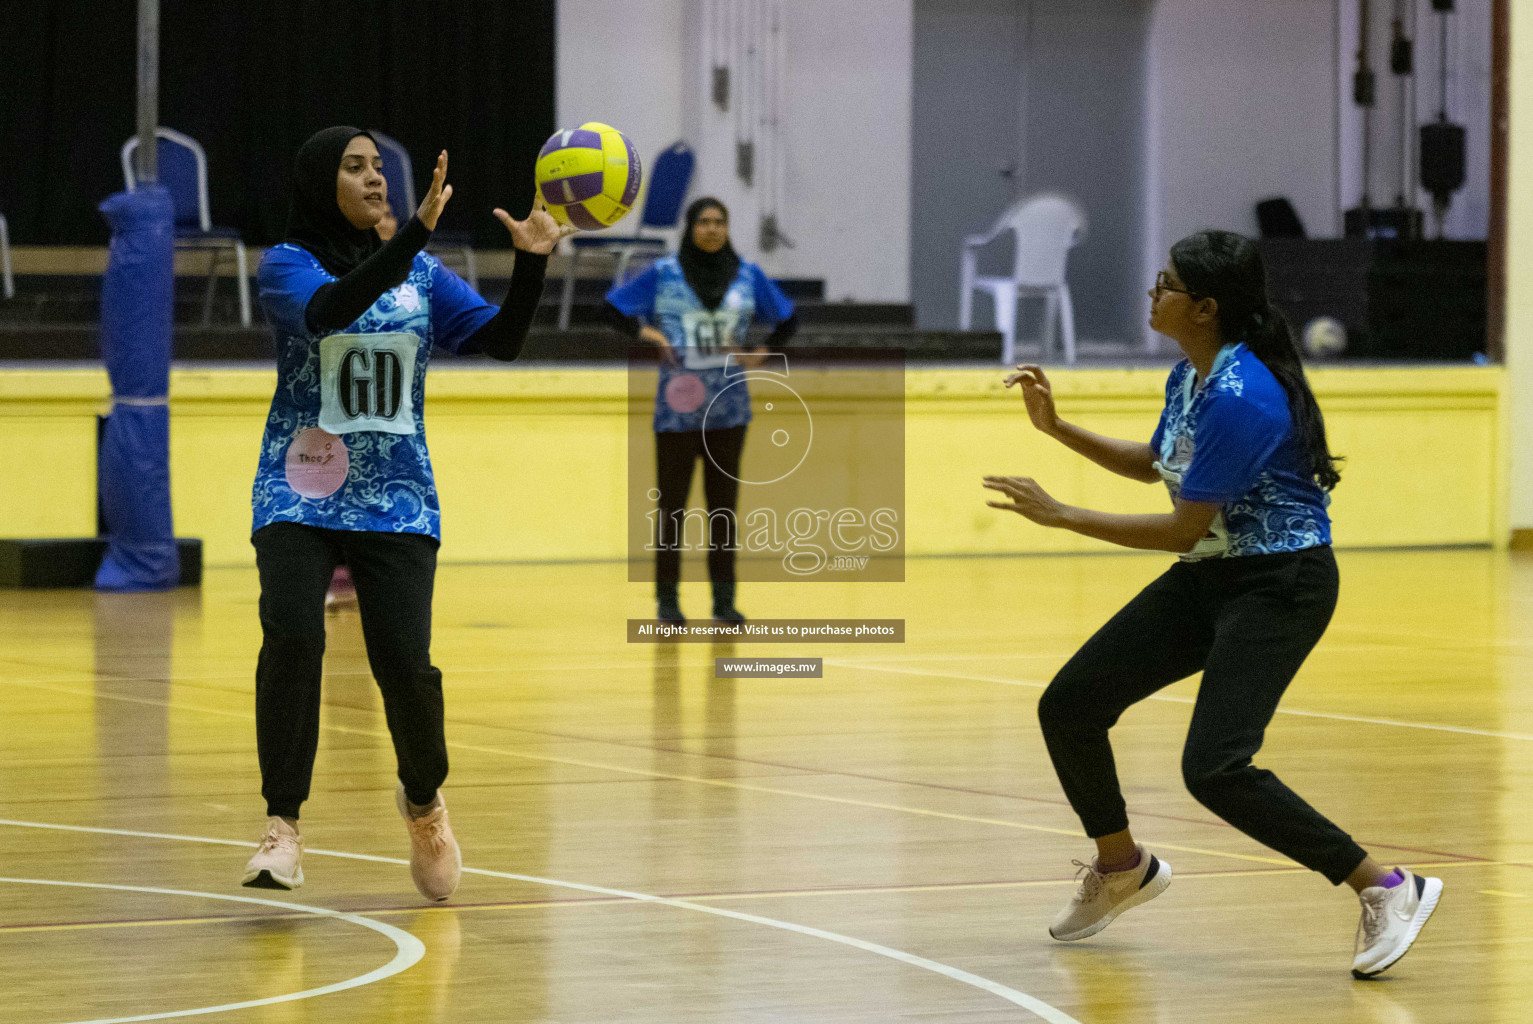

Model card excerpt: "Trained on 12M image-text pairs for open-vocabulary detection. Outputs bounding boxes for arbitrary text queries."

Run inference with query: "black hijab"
[283,126,391,280]
[677,197,741,311]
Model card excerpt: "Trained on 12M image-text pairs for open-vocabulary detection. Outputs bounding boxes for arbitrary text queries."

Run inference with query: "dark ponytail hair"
[1170,229,1343,491]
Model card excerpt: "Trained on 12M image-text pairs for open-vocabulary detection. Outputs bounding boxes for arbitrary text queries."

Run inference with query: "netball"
[534,121,642,229]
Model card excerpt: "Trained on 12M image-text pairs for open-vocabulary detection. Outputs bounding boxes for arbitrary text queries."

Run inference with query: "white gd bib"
[1154,365,1229,559]
[679,310,740,370]
[318,332,418,435]
[1154,458,1230,559]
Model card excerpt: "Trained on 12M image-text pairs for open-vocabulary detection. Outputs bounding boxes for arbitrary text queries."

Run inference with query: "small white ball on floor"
[1303,316,1348,359]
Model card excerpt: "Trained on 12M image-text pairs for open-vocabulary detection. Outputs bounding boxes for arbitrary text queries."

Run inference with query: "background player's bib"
[680,309,740,369]
[318,332,418,435]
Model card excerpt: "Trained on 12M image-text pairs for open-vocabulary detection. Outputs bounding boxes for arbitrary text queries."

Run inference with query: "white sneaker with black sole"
[241,816,304,890]
[1050,843,1172,941]
[1352,868,1442,978]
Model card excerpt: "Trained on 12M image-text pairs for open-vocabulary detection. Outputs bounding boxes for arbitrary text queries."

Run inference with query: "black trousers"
[1037,546,1368,885]
[252,522,447,819]
[654,425,747,584]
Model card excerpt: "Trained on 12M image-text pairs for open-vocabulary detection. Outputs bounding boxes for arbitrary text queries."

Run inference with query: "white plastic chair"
[959,193,1085,365]
[122,127,251,327]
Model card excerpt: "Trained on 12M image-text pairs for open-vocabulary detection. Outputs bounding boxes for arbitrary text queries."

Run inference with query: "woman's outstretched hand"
[417,151,453,231]
[1004,364,1059,436]
[493,195,576,255]
[983,475,1067,528]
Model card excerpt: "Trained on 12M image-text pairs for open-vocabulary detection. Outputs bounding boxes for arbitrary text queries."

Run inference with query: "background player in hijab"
[241,127,569,903]
[983,230,1441,978]
[603,198,798,624]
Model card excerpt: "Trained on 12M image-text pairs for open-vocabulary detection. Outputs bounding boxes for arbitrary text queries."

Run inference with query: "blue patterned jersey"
[1149,343,1332,558]
[606,256,794,433]
[251,244,497,540]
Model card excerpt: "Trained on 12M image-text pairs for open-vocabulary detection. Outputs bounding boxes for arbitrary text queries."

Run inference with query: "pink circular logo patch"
[284,428,349,499]
[664,372,707,414]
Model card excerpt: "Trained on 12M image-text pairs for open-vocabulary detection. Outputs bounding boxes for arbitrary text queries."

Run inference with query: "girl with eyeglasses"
[984,230,1440,977]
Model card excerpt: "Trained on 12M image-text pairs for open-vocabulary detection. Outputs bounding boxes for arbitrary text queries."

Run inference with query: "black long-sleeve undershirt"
[600,300,644,339]
[304,217,432,334]
[459,251,548,361]
[764,312,799,347]
[600,300,799,347]
[301,215,549,362]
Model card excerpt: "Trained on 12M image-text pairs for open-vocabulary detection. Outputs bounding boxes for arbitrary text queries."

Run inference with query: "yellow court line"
[677,860,1508,902]
[826,659,1533,743]
[0,676,1479,872]
[0,914,296,936]
[3,859,1513,936]
[377,730,1296,868]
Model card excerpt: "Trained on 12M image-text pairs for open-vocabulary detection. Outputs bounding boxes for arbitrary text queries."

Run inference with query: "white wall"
[1143,0,1338,345]
[1337,0,1494,241]
[1506,0,1532,532]
[559,1,1488,322]
[557,0,913,302]
[910,0,1152,338]
[556,1,688,168]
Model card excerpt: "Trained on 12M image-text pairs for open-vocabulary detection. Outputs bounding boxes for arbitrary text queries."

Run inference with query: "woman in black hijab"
[241,126,568,903]
[676,197,741,310]
[603,197,799,624]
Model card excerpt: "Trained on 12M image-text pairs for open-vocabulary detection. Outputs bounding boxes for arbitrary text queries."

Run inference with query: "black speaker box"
[1421,122,1467,198]
[0,538,203,589]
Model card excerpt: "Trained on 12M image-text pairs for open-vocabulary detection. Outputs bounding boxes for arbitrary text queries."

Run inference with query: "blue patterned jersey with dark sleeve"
[1148,343,1331,558]
[606,256,795,433]
[250,243,497,540]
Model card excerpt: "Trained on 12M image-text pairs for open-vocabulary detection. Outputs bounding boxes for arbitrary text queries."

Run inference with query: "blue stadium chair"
[370,130,478,292]
[559,140,695,330]
[121,128,250,326]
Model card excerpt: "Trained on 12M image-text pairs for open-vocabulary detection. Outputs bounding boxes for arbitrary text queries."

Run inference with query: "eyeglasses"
[1154,272,1201,299]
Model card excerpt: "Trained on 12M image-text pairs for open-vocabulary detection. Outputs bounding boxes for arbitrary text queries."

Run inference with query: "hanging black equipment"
[1420,0,1465,235]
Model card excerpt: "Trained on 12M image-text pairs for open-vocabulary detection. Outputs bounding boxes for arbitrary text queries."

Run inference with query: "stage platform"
[0,263,1034,364]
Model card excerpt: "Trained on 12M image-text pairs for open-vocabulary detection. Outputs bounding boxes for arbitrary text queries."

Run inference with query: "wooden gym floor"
[2,548,1530,1023]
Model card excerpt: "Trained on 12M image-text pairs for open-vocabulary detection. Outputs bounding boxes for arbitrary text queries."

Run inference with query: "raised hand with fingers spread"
[1005,363,1059,436]
[493,195,576,255]
[416,150,453,231]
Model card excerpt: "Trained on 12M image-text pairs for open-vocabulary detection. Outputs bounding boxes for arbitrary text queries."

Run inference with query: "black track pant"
[654,425,747,584]
[253,522,447,819]
[1037,546,1368,885]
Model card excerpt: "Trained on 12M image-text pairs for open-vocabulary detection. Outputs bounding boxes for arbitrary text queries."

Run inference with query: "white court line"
[0,819,1081,1024]
[0,660,662,689]
[825,660,1533,743]
[0,875,424,1024]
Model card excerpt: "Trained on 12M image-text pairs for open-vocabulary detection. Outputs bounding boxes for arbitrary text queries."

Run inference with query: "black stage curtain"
[0,0,556,247]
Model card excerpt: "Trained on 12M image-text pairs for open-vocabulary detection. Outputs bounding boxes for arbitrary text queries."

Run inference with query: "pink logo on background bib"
[284,428,349,499]
[665,373,706,414]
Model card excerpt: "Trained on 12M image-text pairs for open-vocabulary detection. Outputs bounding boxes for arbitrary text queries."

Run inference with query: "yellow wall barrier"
[0,364,1505,566]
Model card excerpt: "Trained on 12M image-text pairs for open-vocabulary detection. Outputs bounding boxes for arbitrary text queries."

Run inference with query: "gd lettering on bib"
[318,332,418,435]
[679,310,740,370]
